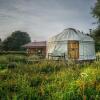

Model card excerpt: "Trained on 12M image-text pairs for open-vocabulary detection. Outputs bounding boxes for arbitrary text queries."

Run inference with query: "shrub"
[0,64,7,69]
[7,55,27,63]
[0,51,27,55]
[29,75,43,87]
[7,62,17,69]
[0,56,8,64]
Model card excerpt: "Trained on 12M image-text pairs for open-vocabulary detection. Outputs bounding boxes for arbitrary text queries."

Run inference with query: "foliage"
[92,0,100,52]
[0,55,100,100]
[0,51,27,55]
[92,28,100,51]
[92,0,100,23]
[2,31,31,51]
[0,38,2,51]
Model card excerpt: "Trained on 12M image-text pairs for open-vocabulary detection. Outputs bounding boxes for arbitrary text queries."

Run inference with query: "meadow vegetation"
[0,54,100,100]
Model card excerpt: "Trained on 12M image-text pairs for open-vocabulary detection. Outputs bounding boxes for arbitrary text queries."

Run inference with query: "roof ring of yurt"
[47,28,96,60]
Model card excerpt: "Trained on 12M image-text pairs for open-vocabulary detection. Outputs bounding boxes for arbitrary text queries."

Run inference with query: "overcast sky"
[0,0,96,41]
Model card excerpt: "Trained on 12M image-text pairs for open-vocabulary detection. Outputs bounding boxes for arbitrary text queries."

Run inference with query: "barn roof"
[23,41,46,48]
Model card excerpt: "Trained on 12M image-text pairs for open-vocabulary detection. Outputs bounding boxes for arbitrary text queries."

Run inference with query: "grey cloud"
[0,0,96,41]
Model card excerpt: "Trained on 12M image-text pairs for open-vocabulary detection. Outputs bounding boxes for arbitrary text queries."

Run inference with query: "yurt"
[47,28,96,60]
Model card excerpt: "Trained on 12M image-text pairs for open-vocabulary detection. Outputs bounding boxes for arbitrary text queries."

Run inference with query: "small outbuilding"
[47,28,96,60]
[23,41,46,57]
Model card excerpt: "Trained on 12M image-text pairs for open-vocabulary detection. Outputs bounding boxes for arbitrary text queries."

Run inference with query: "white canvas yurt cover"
[47,28,96,60]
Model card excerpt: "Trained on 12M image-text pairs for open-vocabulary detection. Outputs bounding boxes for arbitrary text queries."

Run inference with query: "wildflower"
[81,73,88,78]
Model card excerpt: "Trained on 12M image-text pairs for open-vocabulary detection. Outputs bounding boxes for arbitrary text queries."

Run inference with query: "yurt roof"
[48,28,94,42]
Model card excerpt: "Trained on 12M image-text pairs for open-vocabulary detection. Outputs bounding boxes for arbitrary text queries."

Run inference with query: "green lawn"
[0,54,100,100]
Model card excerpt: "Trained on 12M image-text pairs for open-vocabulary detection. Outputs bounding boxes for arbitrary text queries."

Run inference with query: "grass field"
[0,54,100,100]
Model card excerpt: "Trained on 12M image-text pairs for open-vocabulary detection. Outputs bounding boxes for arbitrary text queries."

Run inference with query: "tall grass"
[0,55,100,100]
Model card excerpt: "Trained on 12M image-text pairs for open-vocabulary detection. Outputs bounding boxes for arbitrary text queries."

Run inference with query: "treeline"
[91,0,100,52]
[0,31,31,51]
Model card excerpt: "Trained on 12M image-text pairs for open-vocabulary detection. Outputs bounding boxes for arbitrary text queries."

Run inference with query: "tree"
[92,28,100,51]
[0,38,2,51]
[92,0,100,23]
[92,0,100,51]
[2,31,31,51]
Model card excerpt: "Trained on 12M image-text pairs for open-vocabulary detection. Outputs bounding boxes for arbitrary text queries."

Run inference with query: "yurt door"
[68,40,79,59]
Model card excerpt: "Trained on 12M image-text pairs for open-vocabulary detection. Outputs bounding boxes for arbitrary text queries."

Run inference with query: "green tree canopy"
[92,0,100,51]
[0,38,2,51]
[2,31,31,51]
[92,0,100,23]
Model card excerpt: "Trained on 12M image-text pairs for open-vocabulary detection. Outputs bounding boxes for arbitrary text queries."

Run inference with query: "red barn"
[23,41,46,57]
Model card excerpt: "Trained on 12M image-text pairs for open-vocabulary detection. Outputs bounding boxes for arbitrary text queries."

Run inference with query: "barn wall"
[27,47,46,57]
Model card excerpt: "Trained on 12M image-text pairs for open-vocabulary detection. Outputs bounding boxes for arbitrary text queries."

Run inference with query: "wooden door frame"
[68,40,79,59]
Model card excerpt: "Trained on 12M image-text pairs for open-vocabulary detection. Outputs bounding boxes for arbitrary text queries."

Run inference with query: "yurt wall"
[79,41,95,60]
[47,28,96,60]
